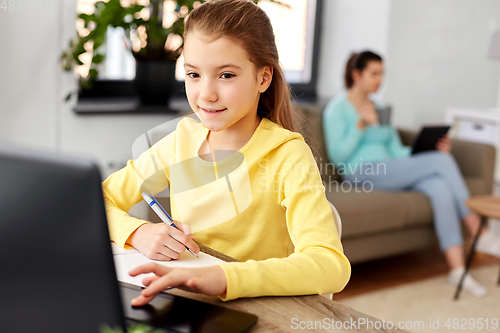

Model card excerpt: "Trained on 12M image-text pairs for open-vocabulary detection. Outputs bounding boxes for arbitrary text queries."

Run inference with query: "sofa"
[297,102,496,264]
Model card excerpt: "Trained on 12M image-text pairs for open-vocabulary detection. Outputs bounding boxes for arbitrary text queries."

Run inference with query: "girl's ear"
[258,66,273,93]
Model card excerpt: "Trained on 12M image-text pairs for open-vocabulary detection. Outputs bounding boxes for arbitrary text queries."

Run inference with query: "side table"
[454,196,500,299]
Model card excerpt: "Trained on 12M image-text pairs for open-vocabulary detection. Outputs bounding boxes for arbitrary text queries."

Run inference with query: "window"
[76,0,322,101]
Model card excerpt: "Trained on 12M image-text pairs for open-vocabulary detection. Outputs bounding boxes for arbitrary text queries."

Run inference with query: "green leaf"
[92,53,105,64]
[94,1,105,9]
[268,0,292,8]
[78,13,96,22]
[64,92,73,102]
[125,4,145,15]
[88,68,98,80]
[74,41,86,55]
[81,79,92,90]
[132,18,147,27]
[98,323,169,333]
[93,36,105,50]
[73,53,84,66]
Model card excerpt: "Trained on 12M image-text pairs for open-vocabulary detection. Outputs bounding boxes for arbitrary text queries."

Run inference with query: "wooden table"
[454,196,500,300]
[163,243,408,333]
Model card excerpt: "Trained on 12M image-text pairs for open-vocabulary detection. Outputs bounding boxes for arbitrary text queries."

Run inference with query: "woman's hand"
[128,222,200,261]
[129,264,228,306]
[436,134,452,153]
[357,103,379,130]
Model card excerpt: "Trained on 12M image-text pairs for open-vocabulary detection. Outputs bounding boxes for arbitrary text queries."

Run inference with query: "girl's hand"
[129,264,227,306]
[357,103,379,130]
[436,134,452,153]
[128,222,200,261]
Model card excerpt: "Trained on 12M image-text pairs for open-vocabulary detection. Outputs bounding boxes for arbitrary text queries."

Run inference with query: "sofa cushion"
[342,227,436,264]
[326,190,433,238]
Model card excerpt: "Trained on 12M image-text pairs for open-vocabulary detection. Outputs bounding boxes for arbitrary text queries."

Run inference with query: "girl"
[323,50,500,298]
[103,0,350,305]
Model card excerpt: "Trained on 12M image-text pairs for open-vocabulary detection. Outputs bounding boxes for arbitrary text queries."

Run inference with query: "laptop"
[0,144,257,333]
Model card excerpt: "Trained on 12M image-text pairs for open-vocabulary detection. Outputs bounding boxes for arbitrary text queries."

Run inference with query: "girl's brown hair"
[184,0,315,148]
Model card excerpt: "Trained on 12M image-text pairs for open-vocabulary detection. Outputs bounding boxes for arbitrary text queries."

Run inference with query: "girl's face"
[183,31,272,133]
[353,60,384,93]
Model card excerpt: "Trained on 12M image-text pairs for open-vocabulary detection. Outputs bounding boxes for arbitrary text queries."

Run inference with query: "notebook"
[111,243,226,288]
[0,144,257,333]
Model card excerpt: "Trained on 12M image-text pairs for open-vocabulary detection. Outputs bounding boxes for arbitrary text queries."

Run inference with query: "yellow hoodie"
[102,115,351,301]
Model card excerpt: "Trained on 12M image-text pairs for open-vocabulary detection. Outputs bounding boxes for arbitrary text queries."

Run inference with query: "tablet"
[411,126,450,155]
[121,283,258,332]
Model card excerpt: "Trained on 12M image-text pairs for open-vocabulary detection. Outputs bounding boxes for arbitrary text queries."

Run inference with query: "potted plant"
[60,0,288,105]
[100,323,165,333]
[60,0,200,106]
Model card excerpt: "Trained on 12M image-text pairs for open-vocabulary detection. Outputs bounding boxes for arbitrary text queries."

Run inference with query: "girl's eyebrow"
[216,64,242,70]
[184,63,242,70]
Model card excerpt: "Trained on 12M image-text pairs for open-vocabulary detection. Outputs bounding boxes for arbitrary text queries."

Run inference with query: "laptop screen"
[0,145,125,332]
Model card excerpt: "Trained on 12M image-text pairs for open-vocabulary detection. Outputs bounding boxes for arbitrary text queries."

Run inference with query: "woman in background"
[323,50,500,297]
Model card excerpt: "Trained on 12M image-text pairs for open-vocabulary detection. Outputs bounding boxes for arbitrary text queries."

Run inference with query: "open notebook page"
[111,242,226,287]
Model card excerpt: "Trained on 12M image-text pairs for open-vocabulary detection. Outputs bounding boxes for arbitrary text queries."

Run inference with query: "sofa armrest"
[397,128,496,195]
[450,139,495,194]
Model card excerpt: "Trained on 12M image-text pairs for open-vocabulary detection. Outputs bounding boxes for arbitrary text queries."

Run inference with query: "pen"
[141,192,198,258]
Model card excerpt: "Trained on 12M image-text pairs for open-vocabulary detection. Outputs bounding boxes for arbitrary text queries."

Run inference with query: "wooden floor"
[335,240,499,301]
[336,184,500,301]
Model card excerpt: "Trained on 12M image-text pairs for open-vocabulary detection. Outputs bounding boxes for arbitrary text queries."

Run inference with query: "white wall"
[317,0,391,99]
[383,0,500,129]
[0,5,60,150]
